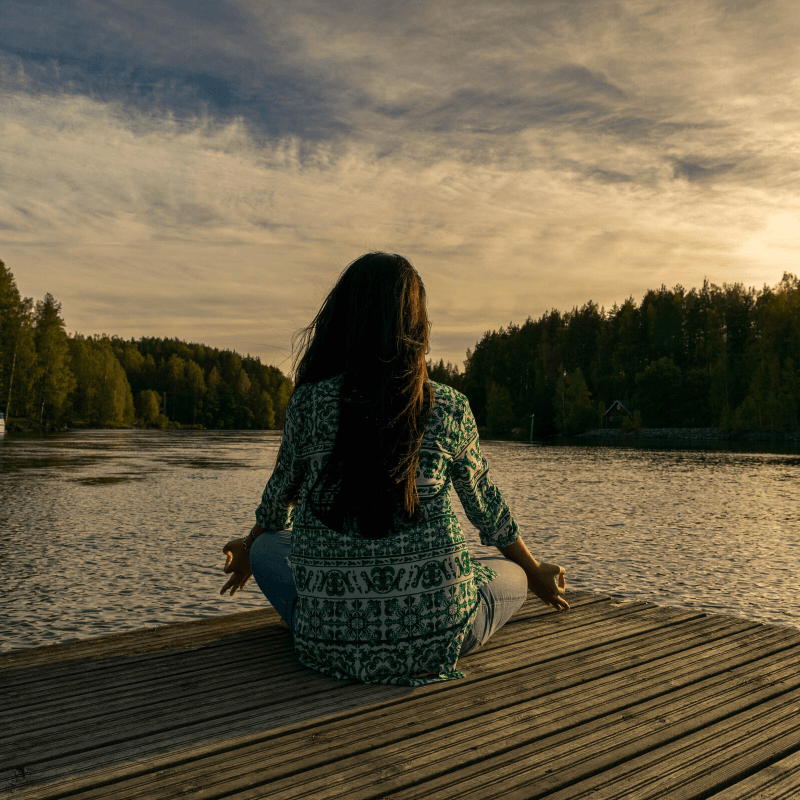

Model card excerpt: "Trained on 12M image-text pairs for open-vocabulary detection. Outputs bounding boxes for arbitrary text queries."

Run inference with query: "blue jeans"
[249,531,298,629]
[248,532,528,656]
[459,556,528,655]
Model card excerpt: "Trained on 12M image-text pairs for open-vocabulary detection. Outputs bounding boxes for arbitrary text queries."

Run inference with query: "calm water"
[1,430,798,652]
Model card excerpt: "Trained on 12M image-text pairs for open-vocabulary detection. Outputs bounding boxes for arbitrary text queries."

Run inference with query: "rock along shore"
[578,427,800,444]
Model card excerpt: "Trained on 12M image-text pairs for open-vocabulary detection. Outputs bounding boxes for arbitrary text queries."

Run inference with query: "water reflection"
[1,430,798,652]
[467,439,800,633]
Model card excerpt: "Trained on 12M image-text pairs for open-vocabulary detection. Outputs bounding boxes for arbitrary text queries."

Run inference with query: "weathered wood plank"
[380,646,800,800]
[3,594,799,800]
[0,592,604,709]
[0,609,282,673]
[1,598,692,795]
[0,638,297,728]
[0,597,661,756]
[0,636,292,717]
[0,593,607,714]
[0,591,604,680]
[0,656,338,768]
[539,688,800,799]
[38,622,792,800]
[238,643,800,800]
[705,749,800,800]
[0,607,706,799]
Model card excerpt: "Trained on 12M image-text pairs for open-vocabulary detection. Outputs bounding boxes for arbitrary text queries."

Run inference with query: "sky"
[1,0,799,373]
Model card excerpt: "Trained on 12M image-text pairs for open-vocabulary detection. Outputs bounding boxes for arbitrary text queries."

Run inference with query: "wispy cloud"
[1,0,799,367]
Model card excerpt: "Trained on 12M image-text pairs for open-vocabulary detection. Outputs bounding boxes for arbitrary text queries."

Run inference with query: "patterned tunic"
[255,378,520,685]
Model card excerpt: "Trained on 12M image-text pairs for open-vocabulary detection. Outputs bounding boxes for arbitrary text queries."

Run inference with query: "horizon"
[6,264,794,378]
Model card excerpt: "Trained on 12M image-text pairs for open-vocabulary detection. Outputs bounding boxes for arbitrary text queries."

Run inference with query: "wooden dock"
[3,591,800,799]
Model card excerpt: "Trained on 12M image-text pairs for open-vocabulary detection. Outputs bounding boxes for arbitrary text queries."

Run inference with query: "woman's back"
[255,376,520,685]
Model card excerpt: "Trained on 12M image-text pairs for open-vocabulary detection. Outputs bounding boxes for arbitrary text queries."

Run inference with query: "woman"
[221,252,568,686]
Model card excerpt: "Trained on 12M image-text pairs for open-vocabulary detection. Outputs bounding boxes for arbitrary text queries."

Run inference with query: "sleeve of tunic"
[449,397,520,549]
[254,391,304,532]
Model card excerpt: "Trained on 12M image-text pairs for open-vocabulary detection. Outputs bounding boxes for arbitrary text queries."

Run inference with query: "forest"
[2,258,798,435]
[0,260,293,430]
[428,273,800,437]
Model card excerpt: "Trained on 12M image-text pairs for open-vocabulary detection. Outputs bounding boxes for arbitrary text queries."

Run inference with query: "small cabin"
[603,400,633,426]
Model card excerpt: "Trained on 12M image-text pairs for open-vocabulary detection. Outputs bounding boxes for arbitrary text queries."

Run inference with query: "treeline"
[0,260,292,429]
[428,273,800,436]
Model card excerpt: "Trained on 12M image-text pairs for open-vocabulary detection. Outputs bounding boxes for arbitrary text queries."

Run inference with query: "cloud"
[4,0,799,183]
[1,0,799,368]
[0,0,352,141]
[670,158,737,182]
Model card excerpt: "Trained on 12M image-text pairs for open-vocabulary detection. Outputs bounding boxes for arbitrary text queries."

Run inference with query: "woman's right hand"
[220,537,252,597]
[527,561,570,611]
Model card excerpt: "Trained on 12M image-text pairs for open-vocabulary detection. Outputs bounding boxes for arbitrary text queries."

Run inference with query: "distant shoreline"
[6,419,800,445]
[578,426,800,444]
[476,425,800,446]
[2,419,270,434]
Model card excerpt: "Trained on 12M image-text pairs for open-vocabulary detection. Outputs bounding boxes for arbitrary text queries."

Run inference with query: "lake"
[1,430,798,652]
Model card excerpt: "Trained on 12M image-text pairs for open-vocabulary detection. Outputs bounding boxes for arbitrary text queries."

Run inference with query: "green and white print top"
[255,378,520,686]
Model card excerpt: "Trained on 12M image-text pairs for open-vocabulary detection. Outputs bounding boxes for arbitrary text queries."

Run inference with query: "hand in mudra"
[220,538,252,597]
[528,561,569,611]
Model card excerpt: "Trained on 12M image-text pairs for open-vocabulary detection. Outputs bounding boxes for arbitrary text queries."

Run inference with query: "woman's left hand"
[526,561,570,611]
[220,538,252,597]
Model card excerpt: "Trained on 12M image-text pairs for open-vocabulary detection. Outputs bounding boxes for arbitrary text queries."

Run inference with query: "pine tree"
[564,368,595,434]
[33,293,75,424]
[486,381,515,435]
[70,337,135,425]
[0,261,37,420]
[137,389,165,427]
[185,360,206,425]
[0,260,22,418]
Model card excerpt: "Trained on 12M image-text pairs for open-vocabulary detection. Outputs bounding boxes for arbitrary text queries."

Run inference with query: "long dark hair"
[292,252,434,538]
